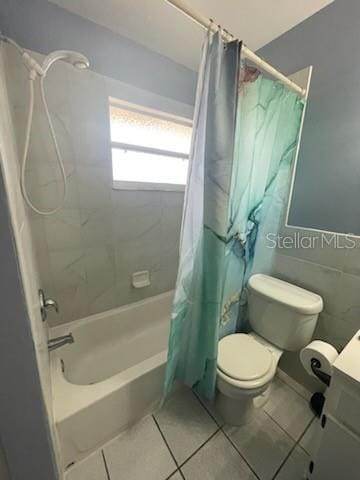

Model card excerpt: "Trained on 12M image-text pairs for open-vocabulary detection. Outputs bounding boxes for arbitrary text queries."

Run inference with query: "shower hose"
[21,75,68,215]
[3,36,67,215]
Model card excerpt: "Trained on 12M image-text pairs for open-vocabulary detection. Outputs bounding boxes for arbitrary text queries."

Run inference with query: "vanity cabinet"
[310,330,360,480]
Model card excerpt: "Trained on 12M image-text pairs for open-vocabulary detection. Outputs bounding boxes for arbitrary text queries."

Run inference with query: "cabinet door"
[312,415,360,480]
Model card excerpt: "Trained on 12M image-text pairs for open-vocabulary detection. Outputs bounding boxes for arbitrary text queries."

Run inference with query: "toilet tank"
[247,274,323,351]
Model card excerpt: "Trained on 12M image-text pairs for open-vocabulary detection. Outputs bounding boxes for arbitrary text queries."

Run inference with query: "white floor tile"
[263,377,314,440]
[276,371,312,401]
[103,415,177,480]
[224,409,294,480]
[192,390,225,427]
[65,451,107,480]
[181,431,257,480]
[275,446,310,480]
[154,388,218,465]
[299,418,321,457]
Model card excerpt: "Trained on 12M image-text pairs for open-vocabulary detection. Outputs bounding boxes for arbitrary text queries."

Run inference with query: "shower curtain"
[164,31,304,400]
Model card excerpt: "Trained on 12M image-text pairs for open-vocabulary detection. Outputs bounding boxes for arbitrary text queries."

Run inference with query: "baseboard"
[277,368,312,401]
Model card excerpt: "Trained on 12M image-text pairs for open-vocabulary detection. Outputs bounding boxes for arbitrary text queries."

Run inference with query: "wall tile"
[342,237,360,276]
[111,190,163,242]
[29,162,79,211]
[272,253,342,315]
[276,226,347,270]
[44,209,82,252]
[69,70,112,167]
[114,230,162,283]
[48,284,88,326]
[77,166,112,209]
[115,269,163,307]
[24,165,62,212]
[156,262,179,294]
[160,191,183,265]
[331,273,360,345]
[29,215,55,292]
[80,209,113,249]
[312,312,346,352]
[87,285,118,316]
[49,248,87,290]
[84,245,117,313]
[114,198,163,280]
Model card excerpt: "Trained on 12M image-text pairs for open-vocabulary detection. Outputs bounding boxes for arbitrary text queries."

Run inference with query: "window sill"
[112,180,185,192]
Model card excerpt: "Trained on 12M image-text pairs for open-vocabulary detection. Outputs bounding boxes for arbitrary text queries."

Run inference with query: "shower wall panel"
[4,45,191,325]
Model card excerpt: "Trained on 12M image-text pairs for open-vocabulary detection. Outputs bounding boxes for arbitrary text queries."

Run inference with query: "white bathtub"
[50,291,172,467]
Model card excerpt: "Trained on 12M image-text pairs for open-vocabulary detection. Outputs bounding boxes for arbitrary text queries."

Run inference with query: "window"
[109,99,192,191]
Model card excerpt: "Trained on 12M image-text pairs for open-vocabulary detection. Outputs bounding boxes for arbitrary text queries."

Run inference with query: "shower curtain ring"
[208,18,216,33]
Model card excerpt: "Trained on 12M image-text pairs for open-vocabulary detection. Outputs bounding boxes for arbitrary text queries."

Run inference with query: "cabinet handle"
[321,414,327,428]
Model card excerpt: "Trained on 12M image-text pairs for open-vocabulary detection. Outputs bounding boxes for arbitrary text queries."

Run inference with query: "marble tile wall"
[4,45,188,325]
[271,226,360,350]
[269,225,360,388]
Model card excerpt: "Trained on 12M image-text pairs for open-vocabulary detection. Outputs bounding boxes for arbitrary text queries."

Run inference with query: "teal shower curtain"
[164,31,304,400]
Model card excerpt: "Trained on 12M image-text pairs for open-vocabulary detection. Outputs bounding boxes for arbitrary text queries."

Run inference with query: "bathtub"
[50,291,172,467]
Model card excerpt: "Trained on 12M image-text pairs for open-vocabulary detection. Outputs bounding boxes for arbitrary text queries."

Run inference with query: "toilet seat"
[217,334,276,390]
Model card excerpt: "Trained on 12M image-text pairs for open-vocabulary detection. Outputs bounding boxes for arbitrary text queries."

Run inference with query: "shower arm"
[0,34,44,77]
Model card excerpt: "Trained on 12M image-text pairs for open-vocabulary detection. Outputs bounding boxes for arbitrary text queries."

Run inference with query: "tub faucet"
[48,334,74,352]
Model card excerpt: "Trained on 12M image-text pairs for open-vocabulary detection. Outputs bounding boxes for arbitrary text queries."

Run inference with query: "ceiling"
[49,0,334,71]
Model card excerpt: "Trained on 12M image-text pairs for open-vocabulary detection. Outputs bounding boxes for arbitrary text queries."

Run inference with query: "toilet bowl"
[216,274,323,425]
[216,332,283,425]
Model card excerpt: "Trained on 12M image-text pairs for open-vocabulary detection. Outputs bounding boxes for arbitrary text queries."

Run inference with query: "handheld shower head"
[0,36,91,215]
[42,50,90,75]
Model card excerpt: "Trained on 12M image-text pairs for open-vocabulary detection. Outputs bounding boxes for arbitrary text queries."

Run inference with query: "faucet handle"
[44,298,59,312]
[39,289,59,321]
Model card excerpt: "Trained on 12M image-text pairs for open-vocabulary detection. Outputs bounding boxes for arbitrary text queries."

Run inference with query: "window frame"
[109,98,192,192]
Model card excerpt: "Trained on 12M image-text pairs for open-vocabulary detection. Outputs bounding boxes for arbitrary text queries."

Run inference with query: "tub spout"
[48,333,74,352]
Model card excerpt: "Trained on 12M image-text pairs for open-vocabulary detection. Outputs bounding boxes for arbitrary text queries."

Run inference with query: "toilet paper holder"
[311,357,331,386]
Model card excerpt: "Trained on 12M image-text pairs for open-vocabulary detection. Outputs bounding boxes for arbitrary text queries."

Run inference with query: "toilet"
[216,273,323,425]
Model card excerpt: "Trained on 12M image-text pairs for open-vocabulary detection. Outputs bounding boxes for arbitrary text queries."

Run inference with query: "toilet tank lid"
[248,274,323,315]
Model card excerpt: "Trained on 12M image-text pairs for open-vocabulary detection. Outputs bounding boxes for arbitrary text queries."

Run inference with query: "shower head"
[41,50,90,75]
[0,36,90,76]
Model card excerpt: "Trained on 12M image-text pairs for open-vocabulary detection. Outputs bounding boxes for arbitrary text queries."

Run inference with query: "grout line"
[262,409,302,442]
[178,468,186,480]
[271,412,315,480]
[220,427,261,480]
[164,468,185,480]
[191,387,289,480]
[296,416,316,453]
[190,389,224,427]
[275,373,311,402]
[271,441,297,480]
[152,414,180,471]
[178,428,220,469]
[101,450,111,480]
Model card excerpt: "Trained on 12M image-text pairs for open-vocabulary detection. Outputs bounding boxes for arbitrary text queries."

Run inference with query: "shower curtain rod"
[166,0,306,98]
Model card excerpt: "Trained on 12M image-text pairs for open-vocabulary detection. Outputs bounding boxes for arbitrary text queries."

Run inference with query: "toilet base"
[216,391,254,425]
[215,386,271,426]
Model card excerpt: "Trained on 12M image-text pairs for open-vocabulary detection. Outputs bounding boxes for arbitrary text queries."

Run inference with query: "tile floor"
[65,376,317,480]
